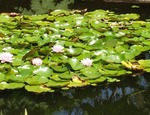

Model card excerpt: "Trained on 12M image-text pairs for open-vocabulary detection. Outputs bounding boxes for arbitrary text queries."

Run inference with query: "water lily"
[52,44,64,53]
[81,58,93,67]
[32,58,42,66]
[0,52,14,63]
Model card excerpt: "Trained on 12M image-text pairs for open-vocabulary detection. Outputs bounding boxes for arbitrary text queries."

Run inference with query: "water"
[0,74,150,115]
[0,0,150,19]
[0,0,150,115]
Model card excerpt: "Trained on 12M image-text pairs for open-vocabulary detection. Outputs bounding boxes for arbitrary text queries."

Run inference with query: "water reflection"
[0,73,150,115]
[0,0,150,19]
[17,0,74,15]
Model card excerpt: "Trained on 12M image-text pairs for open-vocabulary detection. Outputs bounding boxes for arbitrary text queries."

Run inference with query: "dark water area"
[0,74,150,115]
[0,0,150,19]
[0,0,150,115]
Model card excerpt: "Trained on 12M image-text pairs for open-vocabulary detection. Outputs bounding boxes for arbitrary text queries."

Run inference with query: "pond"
[0,0,150,115]
[0,74,150,115]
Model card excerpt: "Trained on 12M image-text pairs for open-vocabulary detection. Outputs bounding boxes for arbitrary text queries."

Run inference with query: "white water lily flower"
[0,52,14,63]
[32,58,42,66]
[81,58,93,67]
[52,44,64,53]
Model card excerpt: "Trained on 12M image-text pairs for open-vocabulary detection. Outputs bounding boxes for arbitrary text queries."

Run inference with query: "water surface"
[0,0,150,115]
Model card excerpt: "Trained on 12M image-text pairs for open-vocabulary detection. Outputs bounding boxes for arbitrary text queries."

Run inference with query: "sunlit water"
[0,0,150,115]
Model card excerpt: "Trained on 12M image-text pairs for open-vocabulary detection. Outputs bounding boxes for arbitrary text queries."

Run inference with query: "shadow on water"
[0,73,150,115]
[0,0,150,19]
[0,0,150,115]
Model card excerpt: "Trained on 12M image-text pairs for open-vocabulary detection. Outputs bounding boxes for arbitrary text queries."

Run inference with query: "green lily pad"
[88,76,106,84]
[100,69,129,77]
[33,66,53,77]
[122,13,140,20]
[25,76,49,85]
[138,60,150,68]
[45,80,69,88]
[105,53,126,63]
[18,65,34,77]
[79,32,95,41]
[50,74,68,82]
[0,73,5,82]
[25,36,41,43]
[6,83,25,89]
[68,58,84,70]
[0,82,25,90]
[51,65,68,72]
[107,77,120,83]
[25,85,53,93]
[59,72,73,80]
[50,9,70,16]
[0,14,12,23]
[67,81,89,87]
[91,20,108,29]
[80,67,101,80]
[66,47,83,56]
[12,58,24,66]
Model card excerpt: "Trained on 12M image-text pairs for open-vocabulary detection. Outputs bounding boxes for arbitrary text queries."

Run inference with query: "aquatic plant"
[81,58,93,67]
[0,52,14,63]
[32,58,43,66]
[1,9,150,93]
[52,44,64,53]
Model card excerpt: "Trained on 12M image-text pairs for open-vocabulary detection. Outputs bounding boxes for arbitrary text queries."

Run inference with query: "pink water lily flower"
[32,58,42,66]
[52,44,64,53]
[0,52,14,63]
[81,58,93,67]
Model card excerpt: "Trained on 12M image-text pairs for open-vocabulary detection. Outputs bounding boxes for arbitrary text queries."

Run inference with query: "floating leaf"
[59,72,73,80]
[0,73,5,82]
[100,69,129,77]
[33,66,53,77]
[138,60,150,68]
[80,67,101,80]
[79,32,95,41]
[68,58,84,70]
[18,65,33,77]
[67,81,89,87]
[25,76,49,85]
[45,80,69,88]
[51,65,68,72]
[0,82,25,90]
[88,76,106,84]
[25,85,52,93]
[66,47,83,56]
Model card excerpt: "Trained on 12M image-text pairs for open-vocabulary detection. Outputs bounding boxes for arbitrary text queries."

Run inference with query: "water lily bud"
[32,58,42,66]
[81,58,93,67]
[52,44,64,53]
[0,52,14,63]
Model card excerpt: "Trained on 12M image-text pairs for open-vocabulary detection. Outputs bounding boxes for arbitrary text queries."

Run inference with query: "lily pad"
[59,72,73,80]
[138,60,150,68]
[66,47,83,56]
[80,67,101,80]
[67,81,89,87]
[45,80,69,88]
[33,66,53,77]
[88,76,106,84]
[25,85,53,93]
[0,82,25,90]
[25,76,49,85]
[0,73,5,82]
[68,58,84,70]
